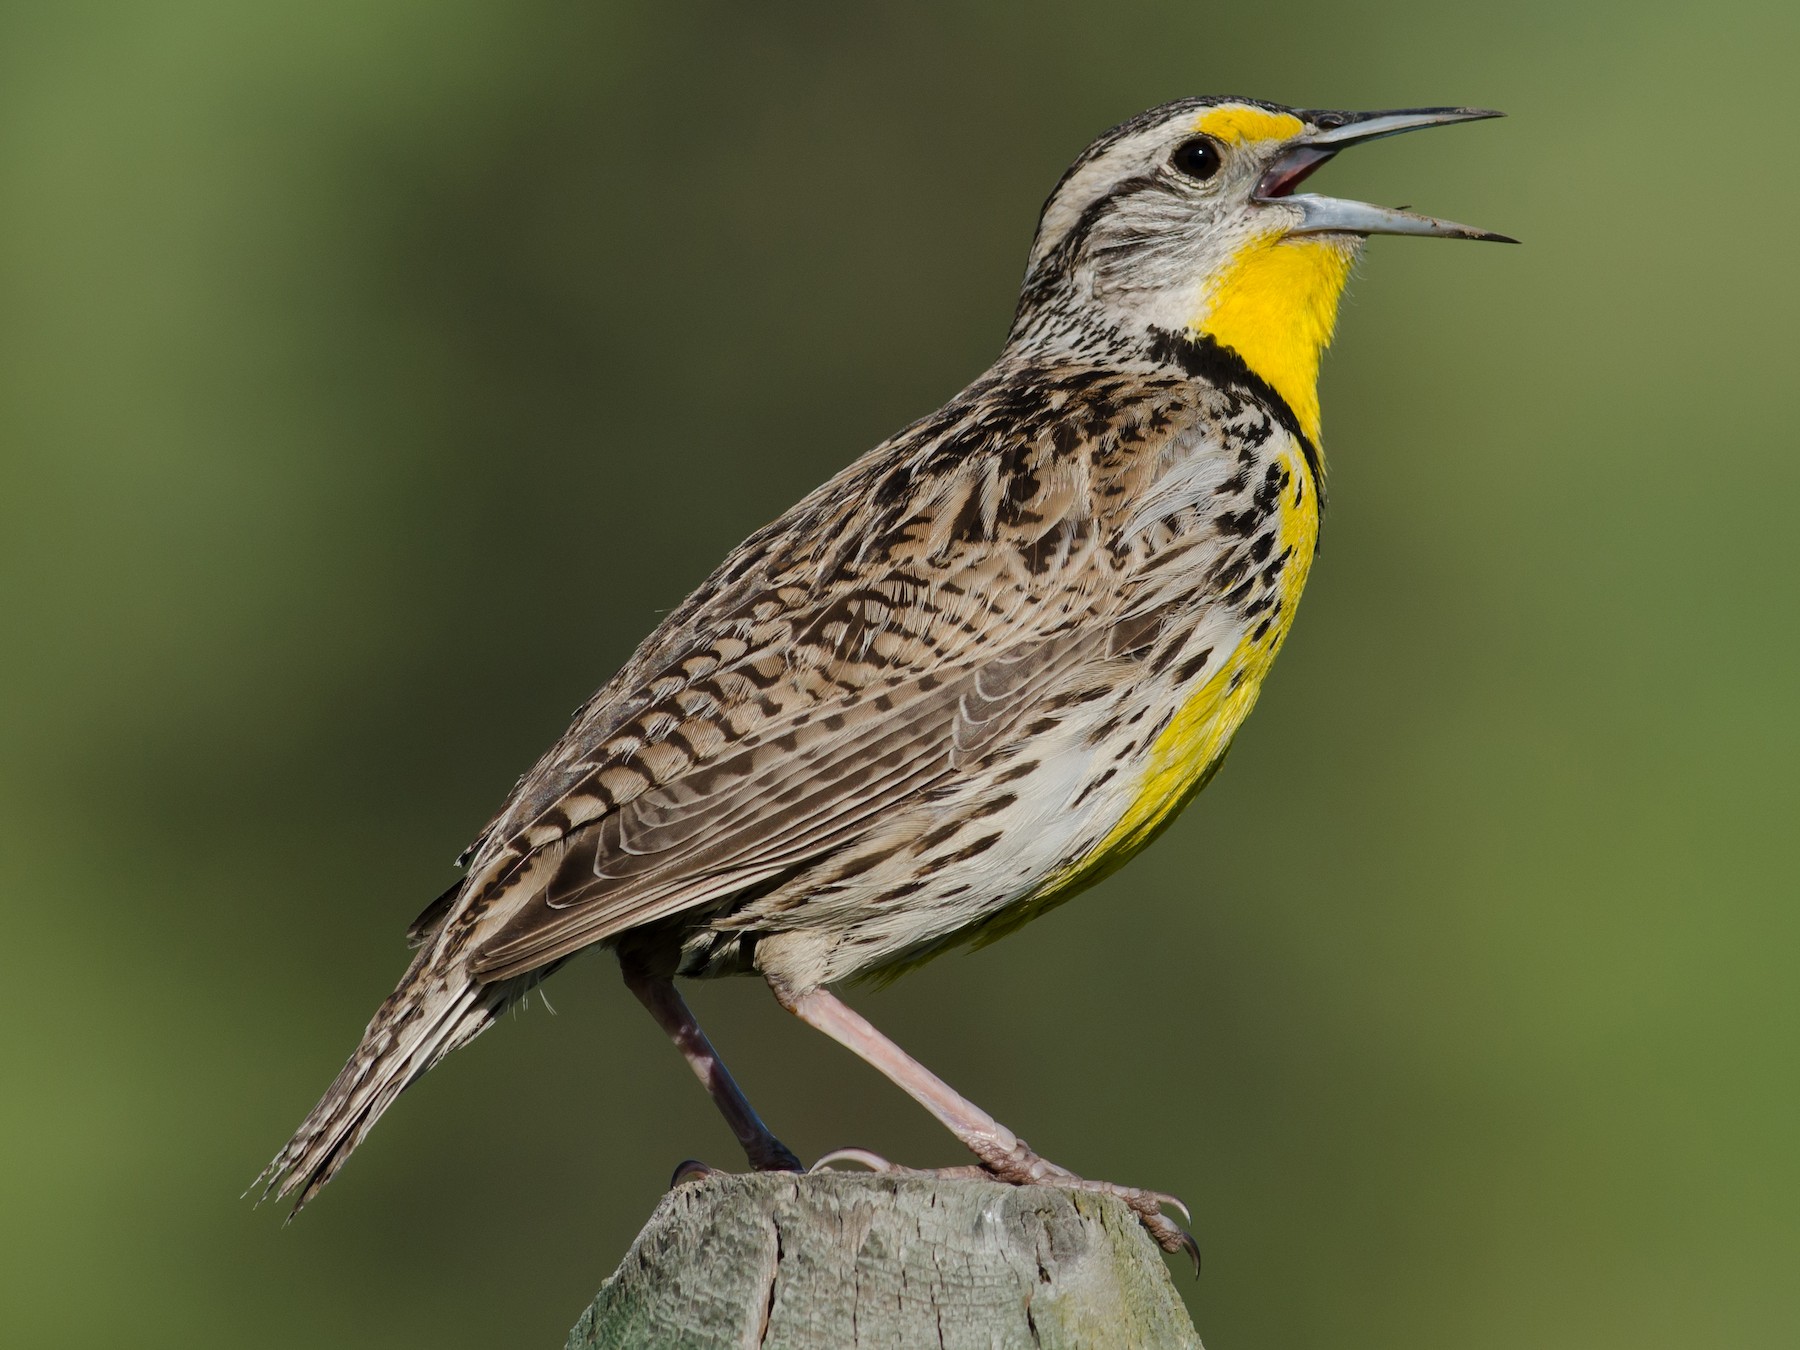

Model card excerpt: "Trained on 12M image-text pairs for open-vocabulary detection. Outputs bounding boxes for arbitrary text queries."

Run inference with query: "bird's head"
[1009,98,1511,442]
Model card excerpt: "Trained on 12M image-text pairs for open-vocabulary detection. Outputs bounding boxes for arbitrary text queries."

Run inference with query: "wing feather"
[467,626,1095,980]
[440,363,1223,985]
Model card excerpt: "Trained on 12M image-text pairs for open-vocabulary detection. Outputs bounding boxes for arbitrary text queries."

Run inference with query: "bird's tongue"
[1258,145,1338,199]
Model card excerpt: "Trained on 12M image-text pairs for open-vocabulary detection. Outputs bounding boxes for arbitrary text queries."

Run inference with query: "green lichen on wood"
[567,1171,1201,1349]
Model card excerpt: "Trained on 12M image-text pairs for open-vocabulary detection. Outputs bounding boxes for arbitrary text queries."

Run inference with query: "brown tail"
[254,952,516,1215]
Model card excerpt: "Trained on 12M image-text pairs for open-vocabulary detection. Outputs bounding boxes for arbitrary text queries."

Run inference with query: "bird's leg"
[768,980,1197,1263]
[621,962,802,1173]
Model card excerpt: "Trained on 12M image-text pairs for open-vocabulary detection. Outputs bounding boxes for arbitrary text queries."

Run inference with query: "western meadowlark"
[259,97,1509,1258]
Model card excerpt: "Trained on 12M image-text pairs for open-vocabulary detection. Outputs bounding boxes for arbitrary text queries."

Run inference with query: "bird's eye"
[1170,137,1223,182]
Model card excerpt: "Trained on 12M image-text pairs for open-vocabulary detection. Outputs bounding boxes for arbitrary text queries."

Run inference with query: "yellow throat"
[1191,233,1354,446]
[1032,212,1354,907]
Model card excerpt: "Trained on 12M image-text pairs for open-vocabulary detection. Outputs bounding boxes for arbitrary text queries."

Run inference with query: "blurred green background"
[3,2,1796,1346]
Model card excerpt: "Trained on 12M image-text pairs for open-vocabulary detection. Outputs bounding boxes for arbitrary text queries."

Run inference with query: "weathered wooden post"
[565,1171,1202,1348]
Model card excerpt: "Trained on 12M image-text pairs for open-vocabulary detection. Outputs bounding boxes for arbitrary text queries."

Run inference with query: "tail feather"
[256,954,514,1214]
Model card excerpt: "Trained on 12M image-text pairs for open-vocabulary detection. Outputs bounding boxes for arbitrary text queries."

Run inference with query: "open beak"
[1257,107,1516,243]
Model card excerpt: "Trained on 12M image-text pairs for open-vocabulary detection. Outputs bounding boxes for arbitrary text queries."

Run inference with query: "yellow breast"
[1073,447,1320,883]
[1028,229,1350,902]
[991,221,1350,927]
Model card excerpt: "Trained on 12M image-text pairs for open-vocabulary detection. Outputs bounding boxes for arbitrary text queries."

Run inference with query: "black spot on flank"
[1214,508,1259,538]
[1248,533,1274,563]
[1254,463,1289,515]
[947,832,1004,863]
[915,821,966,854]
[995,759,1040,783]
[1145,640,1182,677]
[1086,713,1124,746]
[1072,766,1118,809]
[828,843,906,883]
[1175,647,1214,683]
[1048,684,1111,710]
[1236,418,1274,448]
[1209,554,1249,589]
[1251,618,1273,642]
[969,791,1019,819]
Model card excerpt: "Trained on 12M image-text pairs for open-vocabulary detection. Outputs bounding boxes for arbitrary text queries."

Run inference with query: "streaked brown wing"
[467,628,1101,981]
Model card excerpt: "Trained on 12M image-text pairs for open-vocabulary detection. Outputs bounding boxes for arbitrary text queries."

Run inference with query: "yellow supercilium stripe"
[1193,105,1304,146]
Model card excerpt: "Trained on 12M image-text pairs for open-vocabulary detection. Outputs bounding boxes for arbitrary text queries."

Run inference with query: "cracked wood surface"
[565,1171,1203,1349]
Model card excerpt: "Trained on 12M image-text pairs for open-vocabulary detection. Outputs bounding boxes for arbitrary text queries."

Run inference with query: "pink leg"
[769,981,1197,1264]
[622,963,801,1173]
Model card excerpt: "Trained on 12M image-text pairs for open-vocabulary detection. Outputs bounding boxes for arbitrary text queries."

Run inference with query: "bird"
[258,96,1510,1258]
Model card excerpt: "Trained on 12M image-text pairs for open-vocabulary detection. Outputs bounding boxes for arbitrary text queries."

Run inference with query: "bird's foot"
[809,1141,1198,1270]
[668,1139,803,1190]
[752,1139,806,1173]
[969,1136,1198,1268]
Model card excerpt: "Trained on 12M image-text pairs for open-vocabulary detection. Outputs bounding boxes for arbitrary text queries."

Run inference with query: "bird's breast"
[1035,432,1322,904]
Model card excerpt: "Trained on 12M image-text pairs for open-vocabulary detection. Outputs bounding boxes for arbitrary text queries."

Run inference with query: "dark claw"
[1171,1225,1202,1276]
[1123,1193,1200,1271]
[669,1158,717,1188]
